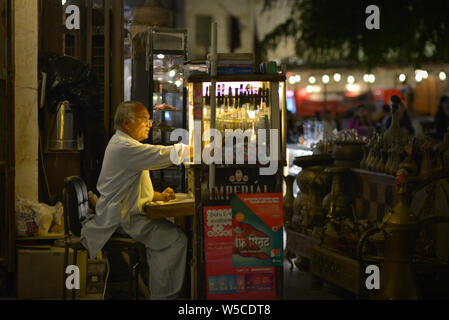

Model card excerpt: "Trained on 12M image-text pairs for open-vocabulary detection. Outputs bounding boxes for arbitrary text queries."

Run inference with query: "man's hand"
[160,192,172,202]
[153,188,175,202]
[153,191,171,202]
[162,187,176,201]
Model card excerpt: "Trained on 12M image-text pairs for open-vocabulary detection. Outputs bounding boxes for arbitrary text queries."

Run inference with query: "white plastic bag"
[15,198,56,236]
[15,198,39,237]
[49,202,64,233]
[51,202,63,225]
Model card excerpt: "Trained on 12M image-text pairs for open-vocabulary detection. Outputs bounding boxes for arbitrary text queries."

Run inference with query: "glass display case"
[131,27,188,193]
[186,74,287,165]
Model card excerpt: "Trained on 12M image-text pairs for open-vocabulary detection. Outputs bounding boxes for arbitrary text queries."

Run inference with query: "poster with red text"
[232,193,284,267]
[204,206,276,300]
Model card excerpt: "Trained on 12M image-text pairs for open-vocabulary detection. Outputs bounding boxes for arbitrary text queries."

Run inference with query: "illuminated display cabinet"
[186,74,287,167]
[132,27,188,192]
[185,74,287,299]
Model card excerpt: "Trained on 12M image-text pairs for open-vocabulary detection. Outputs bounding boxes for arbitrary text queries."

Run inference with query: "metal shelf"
[187,73,286,83]
[16,233,65,241]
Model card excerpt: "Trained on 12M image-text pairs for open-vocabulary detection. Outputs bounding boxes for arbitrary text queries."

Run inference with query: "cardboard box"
[17,246,87,299]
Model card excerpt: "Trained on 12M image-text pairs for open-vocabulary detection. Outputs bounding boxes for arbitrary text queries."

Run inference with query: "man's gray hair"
[113,101,143,131]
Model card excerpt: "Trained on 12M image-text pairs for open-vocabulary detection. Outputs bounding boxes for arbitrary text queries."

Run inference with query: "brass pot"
[294,155,333,229]
[332,141,366,168]
[292,192,307,229]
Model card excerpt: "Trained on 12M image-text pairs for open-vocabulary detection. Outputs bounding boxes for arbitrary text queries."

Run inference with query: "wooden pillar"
[5,0,15,275]
[110,0,124,135]
[38,0,63,54]
[85,0,92,65]
[103,0,111,144]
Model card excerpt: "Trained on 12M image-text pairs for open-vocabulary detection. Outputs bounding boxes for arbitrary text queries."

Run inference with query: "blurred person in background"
[286,110,297,143]
[345,109,357,131]
[376,104,391,132]
[347,104,374,136]
[385,99,415,136]
[323,110,337,140]
[434,96,449,141]
[334,111,346,131]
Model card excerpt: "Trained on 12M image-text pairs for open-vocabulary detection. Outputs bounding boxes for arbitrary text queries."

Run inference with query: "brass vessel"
[382,95,409,175]
[283,174,295,228]
[294,155,333,233]
[357,168,449,299]
[323,166,357,250]
[366,134,380,171]
[325,167,355,220]
[434,128,449,170]
[383,95,408,148]
[361,135,376,169]
[332,140,366,168]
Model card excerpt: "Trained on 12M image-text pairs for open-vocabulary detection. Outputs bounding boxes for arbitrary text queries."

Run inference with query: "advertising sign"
[232,193,284,267]
[205,167,281,205]
[204,206,276,300]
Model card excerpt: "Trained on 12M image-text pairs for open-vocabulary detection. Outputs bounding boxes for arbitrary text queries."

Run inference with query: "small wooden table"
[143,194,195,219]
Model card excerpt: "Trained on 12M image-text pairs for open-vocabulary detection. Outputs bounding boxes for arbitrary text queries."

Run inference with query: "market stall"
[184,73,287,299]
[286,96,449,299]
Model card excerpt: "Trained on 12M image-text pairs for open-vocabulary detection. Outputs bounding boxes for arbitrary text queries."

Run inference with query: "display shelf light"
[399,74,406,82]
[439,72,447,81]
[308,76,316,84]
[294,75,301,83]
[322,74,330,84]
[347,75,355,84]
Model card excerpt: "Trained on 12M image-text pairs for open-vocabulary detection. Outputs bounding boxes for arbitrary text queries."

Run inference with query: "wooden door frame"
[1,0,15,274]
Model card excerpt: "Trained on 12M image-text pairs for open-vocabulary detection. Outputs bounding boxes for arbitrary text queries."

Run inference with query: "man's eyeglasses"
[129,117,153,125]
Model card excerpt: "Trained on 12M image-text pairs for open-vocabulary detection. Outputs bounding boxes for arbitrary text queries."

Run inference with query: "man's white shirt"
[80,129,189,258]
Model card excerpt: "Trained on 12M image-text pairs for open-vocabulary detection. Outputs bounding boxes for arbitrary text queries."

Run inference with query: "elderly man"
[80,101,191,300]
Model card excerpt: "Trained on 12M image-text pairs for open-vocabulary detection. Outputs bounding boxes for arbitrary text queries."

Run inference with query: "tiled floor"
[99,256,355,300]
[32,246,356,300]
[2,259,353,300]
[282,259,355,300]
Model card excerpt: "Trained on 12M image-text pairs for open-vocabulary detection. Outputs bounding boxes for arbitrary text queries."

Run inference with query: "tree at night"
[260,0,449,69]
